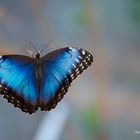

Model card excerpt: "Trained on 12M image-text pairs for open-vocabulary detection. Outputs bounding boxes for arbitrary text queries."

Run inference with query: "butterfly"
[0,47,93,114]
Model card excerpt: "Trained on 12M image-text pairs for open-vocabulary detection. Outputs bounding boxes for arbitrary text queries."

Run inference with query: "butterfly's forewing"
[40,47,93,111]
[0,55,39,113]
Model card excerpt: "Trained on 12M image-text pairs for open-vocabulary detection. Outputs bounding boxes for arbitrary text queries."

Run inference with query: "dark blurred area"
[0,0,140,140]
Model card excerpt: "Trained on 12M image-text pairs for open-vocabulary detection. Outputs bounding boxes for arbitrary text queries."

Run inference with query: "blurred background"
[0,0,139,140]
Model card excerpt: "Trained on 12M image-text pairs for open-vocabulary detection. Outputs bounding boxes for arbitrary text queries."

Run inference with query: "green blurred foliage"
[80,106,105,139]
[75,9,89,26]
[131,0,140,24]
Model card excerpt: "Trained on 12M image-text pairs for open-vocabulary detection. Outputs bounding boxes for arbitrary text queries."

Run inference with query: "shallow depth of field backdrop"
[0,0,139,140]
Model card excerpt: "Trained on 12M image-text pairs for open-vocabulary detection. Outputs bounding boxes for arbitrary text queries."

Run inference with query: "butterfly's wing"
[0,55,39,113]
[40,47,93,111]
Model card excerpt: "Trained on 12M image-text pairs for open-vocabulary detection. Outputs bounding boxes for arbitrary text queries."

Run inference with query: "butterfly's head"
[35,52,41,59]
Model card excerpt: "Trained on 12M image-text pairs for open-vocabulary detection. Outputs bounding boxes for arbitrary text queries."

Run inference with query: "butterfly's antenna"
[29,41,39,53]
[26,46,34,58]
[40,40,53,54]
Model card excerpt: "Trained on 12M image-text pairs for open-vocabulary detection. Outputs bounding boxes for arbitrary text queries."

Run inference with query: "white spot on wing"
[68,70,71,74]
[1,79,4,83]
[75,58,80,63]
[72,64,76,68]
[78,56,82,59]
[88,54,91,57]
[81,50,86,55]
[88,57,91,61]
[75,68,79,72]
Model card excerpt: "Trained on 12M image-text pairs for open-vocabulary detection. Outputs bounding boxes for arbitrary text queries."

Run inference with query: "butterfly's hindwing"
[40,47,93,111]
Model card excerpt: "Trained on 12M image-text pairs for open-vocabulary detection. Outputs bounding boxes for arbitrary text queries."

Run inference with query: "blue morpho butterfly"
[0,43,93,114]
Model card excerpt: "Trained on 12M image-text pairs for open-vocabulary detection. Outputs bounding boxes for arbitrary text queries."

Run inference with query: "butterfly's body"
[0,47,93,114]
[35,53,42,93]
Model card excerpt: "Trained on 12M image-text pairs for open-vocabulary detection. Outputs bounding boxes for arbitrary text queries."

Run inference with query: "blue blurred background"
[0,0,140,140]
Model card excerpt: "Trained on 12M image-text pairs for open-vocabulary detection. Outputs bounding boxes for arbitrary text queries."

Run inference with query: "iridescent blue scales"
[0,47,93,114]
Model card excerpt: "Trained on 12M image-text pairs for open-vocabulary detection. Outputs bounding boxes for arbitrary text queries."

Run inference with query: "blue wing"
[0,55,39,113]
[40,47,93,111]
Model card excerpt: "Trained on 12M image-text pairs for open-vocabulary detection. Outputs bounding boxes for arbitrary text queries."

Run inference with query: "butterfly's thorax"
[35,53,42,92]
